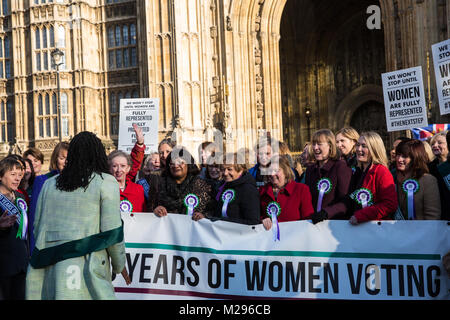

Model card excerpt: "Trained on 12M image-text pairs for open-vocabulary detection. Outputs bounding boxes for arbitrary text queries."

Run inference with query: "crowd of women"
[0,125,449,299]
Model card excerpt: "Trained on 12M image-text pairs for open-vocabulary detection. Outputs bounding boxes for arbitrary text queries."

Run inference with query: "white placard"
[118,98,159,154]
[431,39,450,115]
[382,66,428,132]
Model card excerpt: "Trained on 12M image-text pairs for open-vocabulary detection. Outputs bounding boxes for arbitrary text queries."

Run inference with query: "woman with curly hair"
[26,131,129,300]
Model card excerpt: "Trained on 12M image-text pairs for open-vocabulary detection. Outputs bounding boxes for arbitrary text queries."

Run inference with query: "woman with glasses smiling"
[153,146,213,221]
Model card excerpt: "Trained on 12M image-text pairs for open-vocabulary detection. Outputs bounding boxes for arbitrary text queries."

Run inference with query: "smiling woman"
[0,156,28,300]
[259,156,314,231]
[211,153,261,225]
[304,129,352,223]
[108,149,146,213]
[107,124,146,213]
[393,139,441,220]
[153,146,213,221]
[342,131,397,225]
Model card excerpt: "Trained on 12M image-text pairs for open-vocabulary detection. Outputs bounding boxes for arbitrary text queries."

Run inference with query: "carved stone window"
[0,99,13,143]
[36,92,68,138]
[34,25,65,72]
[1,0,8,15]
[107,23,137,70]
[34,0,60,4]
[0,35,11,78]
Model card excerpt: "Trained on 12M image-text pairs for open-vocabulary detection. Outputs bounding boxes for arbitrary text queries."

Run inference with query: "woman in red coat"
[108,124,146,213]
[347,131,398,224]
[260,156,314,231]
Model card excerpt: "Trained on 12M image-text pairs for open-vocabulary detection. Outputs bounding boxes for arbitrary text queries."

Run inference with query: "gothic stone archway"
[279,0,386,152]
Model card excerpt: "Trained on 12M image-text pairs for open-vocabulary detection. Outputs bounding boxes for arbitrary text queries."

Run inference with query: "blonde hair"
[359,131,388,167]
[278,141,294,167]
[421,140,434,162]
[335,127,360,154]
[273,155,295,183]
[310,129,338,161]
[430,131,447,146]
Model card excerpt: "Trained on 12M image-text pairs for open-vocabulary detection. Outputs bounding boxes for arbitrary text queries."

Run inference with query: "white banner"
[118,98,159,154]
[113,213,450,300]
[432,39,450,115]
[382,66,428,132]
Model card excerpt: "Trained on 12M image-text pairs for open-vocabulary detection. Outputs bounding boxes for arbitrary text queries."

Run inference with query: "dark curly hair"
[56,131,109,192]
[163,146,200,178]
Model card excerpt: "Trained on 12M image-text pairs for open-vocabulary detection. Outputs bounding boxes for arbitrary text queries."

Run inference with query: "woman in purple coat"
[304,129,352,223]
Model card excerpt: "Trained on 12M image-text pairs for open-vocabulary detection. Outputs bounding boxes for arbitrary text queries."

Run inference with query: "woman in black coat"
[153,146,214,219]
[211,153,261,225]
[0,156,29,300]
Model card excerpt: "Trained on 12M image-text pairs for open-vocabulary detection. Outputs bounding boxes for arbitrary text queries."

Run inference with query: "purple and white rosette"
[15,198,28,240]
[266,201,281,241]
[184,194,199,217]
[402,179,419,220]
[221,189,235,217]
[120,200,133,213]
[355,188,373,209]
[316,178,332,212]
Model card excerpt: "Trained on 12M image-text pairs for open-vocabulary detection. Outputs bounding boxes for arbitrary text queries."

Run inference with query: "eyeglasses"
[169,160,186,167]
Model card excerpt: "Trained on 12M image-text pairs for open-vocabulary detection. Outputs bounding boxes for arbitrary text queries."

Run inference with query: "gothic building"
[1,0,449,163]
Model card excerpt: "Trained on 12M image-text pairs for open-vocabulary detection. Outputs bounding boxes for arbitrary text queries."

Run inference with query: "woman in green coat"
[26,132,129,300]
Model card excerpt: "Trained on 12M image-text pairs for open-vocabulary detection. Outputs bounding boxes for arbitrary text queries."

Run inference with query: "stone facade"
[1,0,449,165]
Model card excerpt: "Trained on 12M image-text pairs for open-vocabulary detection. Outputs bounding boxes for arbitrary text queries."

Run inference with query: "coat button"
[102,260,106,265]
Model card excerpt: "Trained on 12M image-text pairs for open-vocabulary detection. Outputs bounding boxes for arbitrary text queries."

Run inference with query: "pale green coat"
[26,173,126,300]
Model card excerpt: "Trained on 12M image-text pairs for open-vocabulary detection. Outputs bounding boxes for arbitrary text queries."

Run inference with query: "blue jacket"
[29,170,58,255]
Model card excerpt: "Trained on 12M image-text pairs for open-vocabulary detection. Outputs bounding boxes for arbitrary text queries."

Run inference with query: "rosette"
[184,194,199,217]
[355,188,373,209]
[402,179,419,220]
[120,200,133,213]
[221,189,235,217]
[266,201,281,241]
[15,198,28,240]
[316,178,332,212]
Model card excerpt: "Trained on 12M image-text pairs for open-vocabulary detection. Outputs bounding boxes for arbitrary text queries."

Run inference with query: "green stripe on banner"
[125,242,440,260]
